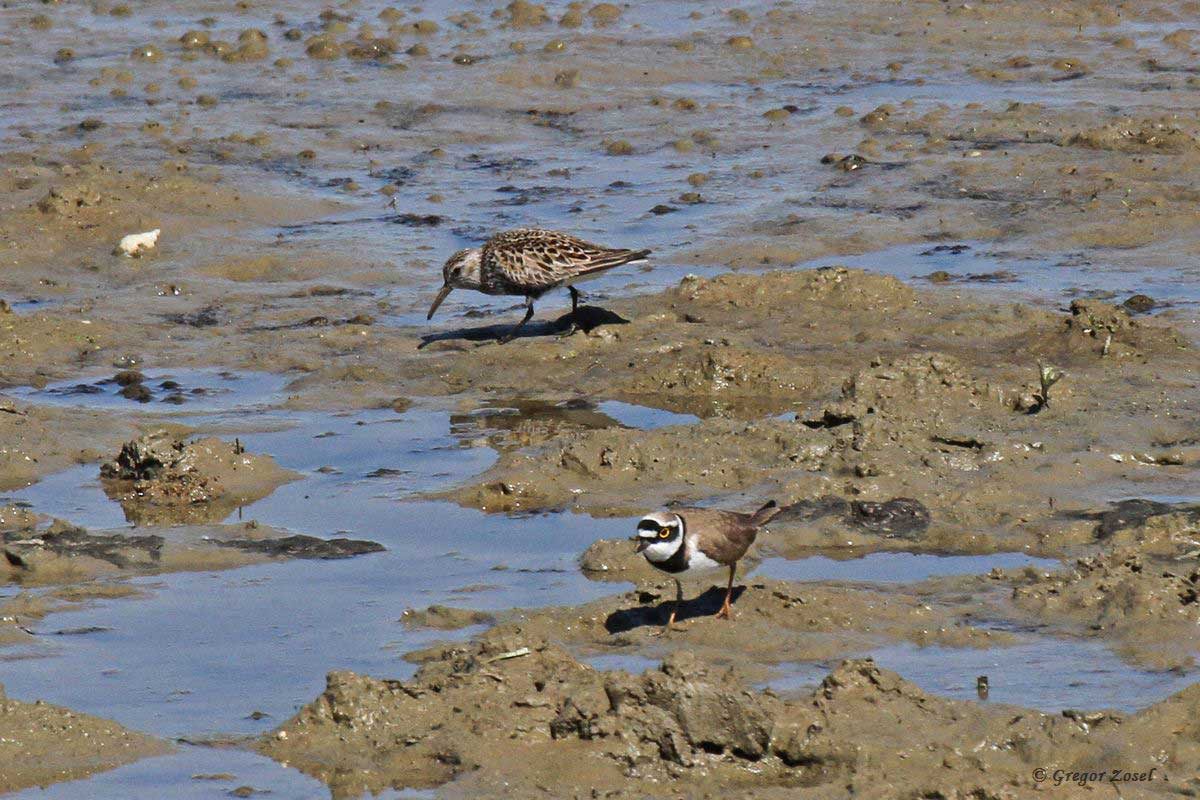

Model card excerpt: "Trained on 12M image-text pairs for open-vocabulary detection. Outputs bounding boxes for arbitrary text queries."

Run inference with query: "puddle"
[758,632,1196,713]
[596,401,699,430]
[0,401,629,739]
[831,242,1200,311]
[5,405,500,530]
[582,652,660,676]
[869,635,1196,713]
[5,369,293,413]
[5,297,59,314]
[5,464,127,530]
[447,397,699,448]
[0,519,621,740]
[6,745,433,800]
[750,553,1193,712]
[754,551,1061,584]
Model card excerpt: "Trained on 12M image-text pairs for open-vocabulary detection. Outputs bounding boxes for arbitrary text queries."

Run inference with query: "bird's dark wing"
[679,508,761,564]
[484,229,650,293]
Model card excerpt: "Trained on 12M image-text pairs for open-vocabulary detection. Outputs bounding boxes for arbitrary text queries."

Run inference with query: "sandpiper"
[426,228,651,342]
[633,501,782,632]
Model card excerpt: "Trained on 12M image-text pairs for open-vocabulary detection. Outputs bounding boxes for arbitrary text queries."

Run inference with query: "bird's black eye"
[658,528,671,539]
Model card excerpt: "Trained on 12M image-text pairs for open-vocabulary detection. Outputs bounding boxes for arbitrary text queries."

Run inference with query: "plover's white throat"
[427,228,651,342]
[633,501,782,632]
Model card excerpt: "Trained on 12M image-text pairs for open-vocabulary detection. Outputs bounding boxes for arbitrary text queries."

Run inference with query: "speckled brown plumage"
[427,227,650,342]
[479,228,650,297]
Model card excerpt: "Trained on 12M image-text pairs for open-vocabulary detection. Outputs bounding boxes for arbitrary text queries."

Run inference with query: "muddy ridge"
[261,633,1198,799]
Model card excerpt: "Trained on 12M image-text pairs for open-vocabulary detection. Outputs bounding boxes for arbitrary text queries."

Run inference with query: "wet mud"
[4,0,1200,795]
[260,632,1200,799]
[0,507,383,587]
[0,683,169,795]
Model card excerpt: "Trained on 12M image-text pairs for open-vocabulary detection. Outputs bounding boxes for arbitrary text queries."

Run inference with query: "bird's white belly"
[686,550,723,572]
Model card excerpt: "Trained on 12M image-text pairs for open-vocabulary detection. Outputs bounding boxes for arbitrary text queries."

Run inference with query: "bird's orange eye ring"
[658,529,671,539]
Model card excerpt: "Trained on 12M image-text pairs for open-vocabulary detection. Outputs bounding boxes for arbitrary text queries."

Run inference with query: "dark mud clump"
[0,508,362,585]
[215,534,384,560]
[3,519,163,572]
[261,633,1200,798]
[775,495,931,539]
[99,430,299,524]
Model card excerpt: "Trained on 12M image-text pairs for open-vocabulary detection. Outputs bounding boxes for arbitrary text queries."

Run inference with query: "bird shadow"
[604,586,747,634]
[418,305,628,349]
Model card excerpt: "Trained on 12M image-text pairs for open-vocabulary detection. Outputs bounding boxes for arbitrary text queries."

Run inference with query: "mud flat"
[4,0,1200,795]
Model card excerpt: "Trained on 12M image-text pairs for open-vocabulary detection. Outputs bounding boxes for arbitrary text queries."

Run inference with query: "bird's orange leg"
[715,563,736,620]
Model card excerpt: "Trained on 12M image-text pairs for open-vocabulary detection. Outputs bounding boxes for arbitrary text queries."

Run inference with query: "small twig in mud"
[485,647,531,664]
[1037,362,1063,409]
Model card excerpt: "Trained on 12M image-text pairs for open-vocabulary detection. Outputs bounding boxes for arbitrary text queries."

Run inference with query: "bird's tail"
[578,248,651,276]
[750,500,783,526]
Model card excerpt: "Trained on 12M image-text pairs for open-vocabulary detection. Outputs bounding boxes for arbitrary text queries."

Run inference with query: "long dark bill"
[427,285,453,320]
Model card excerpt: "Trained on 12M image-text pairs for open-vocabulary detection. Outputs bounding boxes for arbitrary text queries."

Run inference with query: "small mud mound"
[260,635,1195,798]
[1065,121,1200,155]
[441,416,815,515]
[399,604,495,630]
[100,430,299,525]
[1008,498,1200,668]
[0,683,169,794]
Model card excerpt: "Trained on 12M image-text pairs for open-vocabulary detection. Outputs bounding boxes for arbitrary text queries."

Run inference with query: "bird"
[632,500,782,632]
[426,228,651,342]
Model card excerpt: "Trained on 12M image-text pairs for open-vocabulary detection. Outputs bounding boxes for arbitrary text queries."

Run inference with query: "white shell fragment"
[116,228,160,257]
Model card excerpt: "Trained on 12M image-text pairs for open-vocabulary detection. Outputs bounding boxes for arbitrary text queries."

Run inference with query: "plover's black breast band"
[654,515,690,574]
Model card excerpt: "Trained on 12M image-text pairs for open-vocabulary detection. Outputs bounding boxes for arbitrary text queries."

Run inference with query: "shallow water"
[833,242,1200,310]
[4,0,1200,795]
[7,369,293,414]
[870,636,1196,713]
[8,746,434,800]
[760,634,1197,713]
